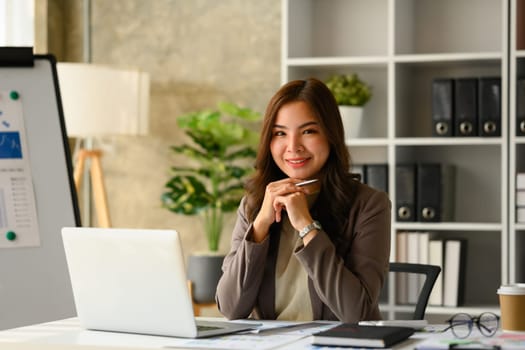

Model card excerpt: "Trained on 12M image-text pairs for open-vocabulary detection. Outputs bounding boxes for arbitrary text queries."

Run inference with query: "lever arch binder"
[517,78,525,136]
[417,164,442,222]
[478,77,501,137]
[364,164,388,193]
[416,163,455,222]
[454,78,478,137]
[432,78,454,137]
[395,164,416,222]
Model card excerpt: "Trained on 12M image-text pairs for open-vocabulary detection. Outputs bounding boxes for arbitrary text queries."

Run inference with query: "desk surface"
[0,317,524,350]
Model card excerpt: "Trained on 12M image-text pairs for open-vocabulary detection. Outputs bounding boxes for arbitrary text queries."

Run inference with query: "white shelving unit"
[282,0,510,320]
[509,0,525,285]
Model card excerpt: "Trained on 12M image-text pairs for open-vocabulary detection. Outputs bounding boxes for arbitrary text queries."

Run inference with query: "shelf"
[393,138,503,146]
[394,222,503,232]
[515,223,525,230]
[394,53,502,64]
[346,138,389,147]
[285,56,388,67]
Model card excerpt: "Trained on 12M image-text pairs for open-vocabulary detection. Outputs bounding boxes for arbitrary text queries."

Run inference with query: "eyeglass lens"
[478,312,499,337]
[449,312,499,338]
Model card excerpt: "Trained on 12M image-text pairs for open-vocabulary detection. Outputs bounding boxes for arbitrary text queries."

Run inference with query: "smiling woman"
[215,78,391,323]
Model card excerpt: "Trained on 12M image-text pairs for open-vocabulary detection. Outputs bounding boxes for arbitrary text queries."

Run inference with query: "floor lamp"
[57,63,149,227]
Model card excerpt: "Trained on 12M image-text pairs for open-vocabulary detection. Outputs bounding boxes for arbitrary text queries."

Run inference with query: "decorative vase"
[338,105,364,140]
[187,252,225,303]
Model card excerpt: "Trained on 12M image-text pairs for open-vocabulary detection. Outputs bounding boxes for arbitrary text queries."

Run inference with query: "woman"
[215,78,391,322]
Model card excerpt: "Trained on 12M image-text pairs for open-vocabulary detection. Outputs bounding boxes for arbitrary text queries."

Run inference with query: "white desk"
[0,317,420,350]
[0,318,523,350]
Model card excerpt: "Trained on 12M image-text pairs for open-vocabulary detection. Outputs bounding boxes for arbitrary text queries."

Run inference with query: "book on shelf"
[518,0,525,51]
[443,239,467,307]
[517,174,525,223]
[311,324,414,348]
[428,239,444,306]
[517,190,525,206]
[517,173,525,190]
[396,231,430,305]
[518,207,525,223]
[396,231,408,304]
[407,232,421,304]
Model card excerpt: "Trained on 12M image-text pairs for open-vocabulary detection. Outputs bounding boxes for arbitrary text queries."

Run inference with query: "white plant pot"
[339,105,364,140]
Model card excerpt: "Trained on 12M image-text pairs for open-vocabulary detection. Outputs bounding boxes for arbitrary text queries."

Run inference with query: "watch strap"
[298,220,321,238]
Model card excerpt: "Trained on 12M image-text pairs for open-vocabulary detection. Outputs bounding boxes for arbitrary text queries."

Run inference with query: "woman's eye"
[303,128,317,134]
[273,130,285,137]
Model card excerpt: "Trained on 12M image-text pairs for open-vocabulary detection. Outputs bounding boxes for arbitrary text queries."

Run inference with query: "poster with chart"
[0,90,39,247]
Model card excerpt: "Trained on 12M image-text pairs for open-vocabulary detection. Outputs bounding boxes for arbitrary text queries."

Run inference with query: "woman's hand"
[252,178,314,242]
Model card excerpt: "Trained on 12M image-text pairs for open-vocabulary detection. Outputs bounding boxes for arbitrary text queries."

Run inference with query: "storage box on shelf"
[283,0,508,319]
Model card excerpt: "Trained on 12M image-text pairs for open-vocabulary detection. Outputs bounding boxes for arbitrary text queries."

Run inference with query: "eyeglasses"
[443,312,500,339]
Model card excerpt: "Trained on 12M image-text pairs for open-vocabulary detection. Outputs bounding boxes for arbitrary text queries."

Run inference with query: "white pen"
[295,179,319,187]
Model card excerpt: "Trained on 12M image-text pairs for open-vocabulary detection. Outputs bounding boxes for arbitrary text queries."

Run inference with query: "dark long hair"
[245,78,358,239]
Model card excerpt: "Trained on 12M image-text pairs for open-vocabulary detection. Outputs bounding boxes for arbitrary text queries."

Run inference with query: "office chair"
[388,262,441,320]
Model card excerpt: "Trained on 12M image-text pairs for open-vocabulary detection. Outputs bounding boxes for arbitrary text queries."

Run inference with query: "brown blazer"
[215,182,391,323]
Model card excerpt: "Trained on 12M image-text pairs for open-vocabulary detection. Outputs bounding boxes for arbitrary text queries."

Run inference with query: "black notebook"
[311,324,414,348]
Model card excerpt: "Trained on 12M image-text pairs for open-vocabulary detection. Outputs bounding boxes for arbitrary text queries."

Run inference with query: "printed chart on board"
[0,90,39,248]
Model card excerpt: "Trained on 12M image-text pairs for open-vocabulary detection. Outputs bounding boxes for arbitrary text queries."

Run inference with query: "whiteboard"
[0,53,80,330]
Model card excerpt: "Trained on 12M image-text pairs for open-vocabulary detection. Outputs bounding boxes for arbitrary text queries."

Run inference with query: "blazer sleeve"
[215,197,270,319]
[295,187,391,323]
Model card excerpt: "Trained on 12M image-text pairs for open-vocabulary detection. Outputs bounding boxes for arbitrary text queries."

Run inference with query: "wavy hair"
[245,78,358,238]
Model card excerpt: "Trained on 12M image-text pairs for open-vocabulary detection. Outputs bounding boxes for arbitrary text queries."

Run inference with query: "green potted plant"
[161,101,261,302]
[325,73,372,139]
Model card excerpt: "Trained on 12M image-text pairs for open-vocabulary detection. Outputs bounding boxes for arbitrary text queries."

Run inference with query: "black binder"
[454,78,478,136]
[395,164,416,221]
[364,164,388,193]
[432,79,454,137]
[416,163,456,222]
[478,77,501,137]
[417,164,442,222]
[517,78,525,136]
[352,164,365,183]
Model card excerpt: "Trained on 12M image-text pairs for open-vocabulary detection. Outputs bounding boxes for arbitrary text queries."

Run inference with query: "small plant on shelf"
[325,73,372,106]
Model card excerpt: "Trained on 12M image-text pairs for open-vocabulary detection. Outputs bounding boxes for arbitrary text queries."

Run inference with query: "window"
[0,0,34,46]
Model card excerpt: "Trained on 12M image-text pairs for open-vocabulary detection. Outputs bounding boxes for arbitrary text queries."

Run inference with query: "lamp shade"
[57,63,150,137]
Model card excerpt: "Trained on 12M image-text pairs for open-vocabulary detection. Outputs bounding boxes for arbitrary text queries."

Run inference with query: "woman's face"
[270,101,330,180]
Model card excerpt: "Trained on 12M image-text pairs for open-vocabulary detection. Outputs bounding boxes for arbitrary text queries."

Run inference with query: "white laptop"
[61,227,259,338]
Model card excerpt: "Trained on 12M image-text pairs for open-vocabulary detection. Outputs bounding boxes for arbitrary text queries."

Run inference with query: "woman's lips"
[286,157,309,168]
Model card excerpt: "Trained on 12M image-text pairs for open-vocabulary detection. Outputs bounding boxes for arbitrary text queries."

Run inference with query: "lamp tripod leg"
[89,151,111,228]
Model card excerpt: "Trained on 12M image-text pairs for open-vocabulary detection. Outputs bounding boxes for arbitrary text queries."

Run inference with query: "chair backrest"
[388,262,441,320]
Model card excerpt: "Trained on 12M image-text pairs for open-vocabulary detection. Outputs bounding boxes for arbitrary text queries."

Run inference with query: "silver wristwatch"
[298,220,322,238]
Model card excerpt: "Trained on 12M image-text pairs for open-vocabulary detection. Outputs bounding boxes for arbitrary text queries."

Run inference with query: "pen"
[295,179,319,187]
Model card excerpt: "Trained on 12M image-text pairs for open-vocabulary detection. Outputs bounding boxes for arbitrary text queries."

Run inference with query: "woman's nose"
[287,135,304,152]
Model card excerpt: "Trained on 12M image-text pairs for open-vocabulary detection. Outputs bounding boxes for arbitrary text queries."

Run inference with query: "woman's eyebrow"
[273,121,318,129]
